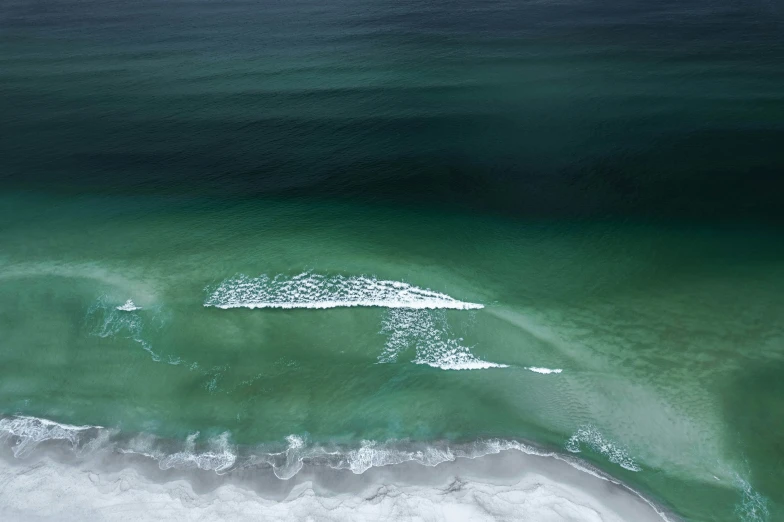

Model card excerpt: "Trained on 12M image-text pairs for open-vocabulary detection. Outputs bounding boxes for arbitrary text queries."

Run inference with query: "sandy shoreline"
[0,439,674,522]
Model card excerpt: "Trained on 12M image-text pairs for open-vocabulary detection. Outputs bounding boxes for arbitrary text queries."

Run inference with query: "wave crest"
[0,415,103,458]
[204,273,484,310]
[379,309,507,370]
[566,425,641,472]
[526,367,563,374]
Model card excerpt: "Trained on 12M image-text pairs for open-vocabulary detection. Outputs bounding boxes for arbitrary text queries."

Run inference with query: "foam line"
[116,299,142,311]
[204,273,484,310]
[526,367,563,374]
[379,309,507,370]
[566,425,641,472]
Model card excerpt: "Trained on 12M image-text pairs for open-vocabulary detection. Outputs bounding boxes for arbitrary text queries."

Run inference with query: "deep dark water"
[1,0,783,218]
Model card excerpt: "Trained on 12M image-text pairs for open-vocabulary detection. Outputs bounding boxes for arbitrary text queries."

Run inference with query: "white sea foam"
[566,425,641,472]
[270,435,312,479]
[119,431,237,475]
[0,415,102,458]
[526,366,563,374]
[246,435,536,480]
[246,434,339,480]
[734,473,770,522]
[250,435,571,480]
[334,439,459,474]
[86,297,163,362]
[421,357,508,370]
[116,299,141,311]
[118,432,166,461]
[158,432,237,474]
[204,273,484,310]
[379,309,507,370]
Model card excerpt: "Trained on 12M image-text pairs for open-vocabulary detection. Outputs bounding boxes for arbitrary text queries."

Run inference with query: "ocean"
[1,1,783,521]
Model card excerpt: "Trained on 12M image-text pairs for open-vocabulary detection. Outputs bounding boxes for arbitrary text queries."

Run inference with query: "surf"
[379,308,508,370]
[204,273,484,310]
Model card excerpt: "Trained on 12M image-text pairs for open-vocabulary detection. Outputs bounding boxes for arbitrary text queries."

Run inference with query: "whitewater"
[204,273,485,310]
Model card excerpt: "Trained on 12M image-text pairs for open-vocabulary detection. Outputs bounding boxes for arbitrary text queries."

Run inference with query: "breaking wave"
[0,415,104,458]
[116,299,142,311]
[204,273,484,310]
[121,431,237,475]
[379,309,507,370]
[250,435,541,480]
[734,472,770,522]
[526,367,563,374]
[566,425,641,472]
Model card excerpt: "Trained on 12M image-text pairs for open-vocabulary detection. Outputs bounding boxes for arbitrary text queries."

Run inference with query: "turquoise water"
[1,0,784,520]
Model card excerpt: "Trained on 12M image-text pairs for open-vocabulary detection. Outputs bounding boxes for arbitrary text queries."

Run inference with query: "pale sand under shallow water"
[0,444,673,522]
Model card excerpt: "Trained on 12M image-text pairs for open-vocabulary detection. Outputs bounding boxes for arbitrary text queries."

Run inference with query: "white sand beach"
[0,442,672,522]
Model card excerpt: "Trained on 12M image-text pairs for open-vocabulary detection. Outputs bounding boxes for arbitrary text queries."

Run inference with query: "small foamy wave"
[0,415,103,458]
[86,297,165,363]
[252,434,654,499]
[566,425,641,472]
[419,357,508,371]
[0,416,553,479]
[116,299,142,311]
[204,273,484,310]
[335,439,460,474]
[526,367,563,374]
[245,435,550,479]
[158,432,236,474]
[734,473,770,522]
[119,431,237,475]
[380,309,507,370]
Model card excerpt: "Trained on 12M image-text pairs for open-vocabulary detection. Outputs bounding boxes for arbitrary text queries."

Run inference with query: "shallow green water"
[1,193,783,520]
